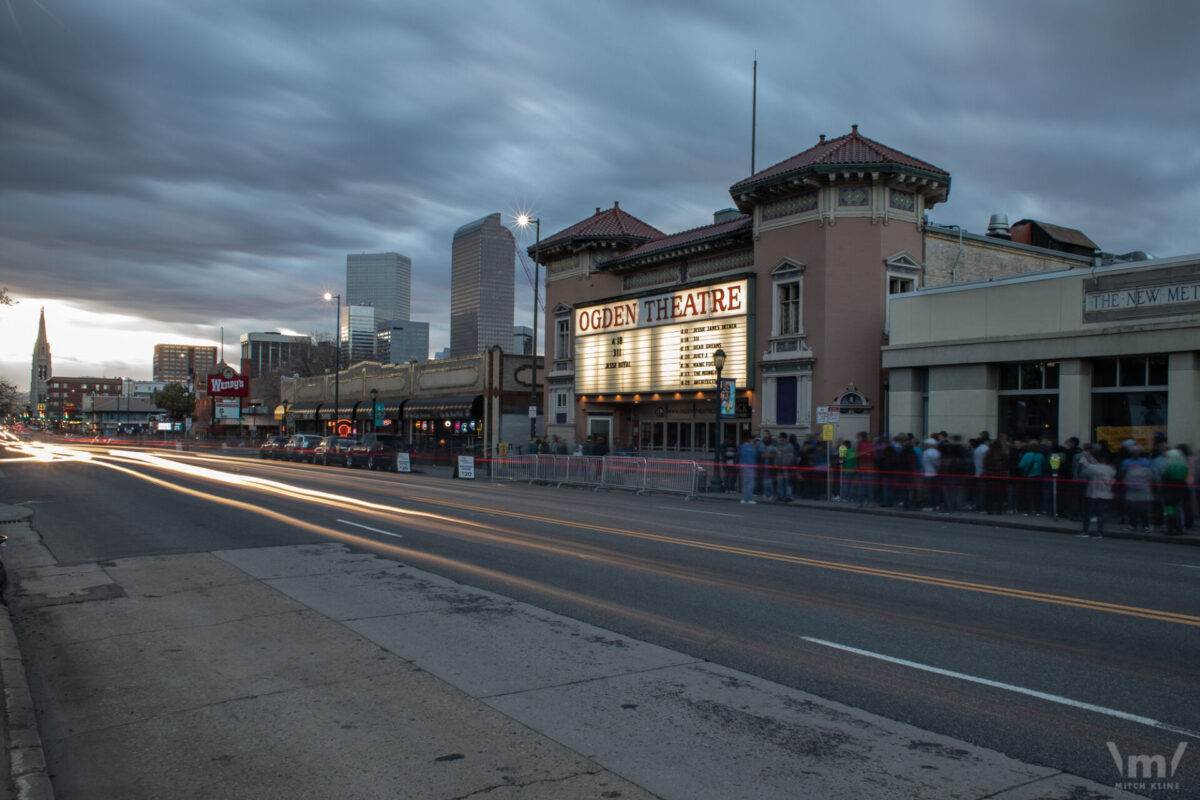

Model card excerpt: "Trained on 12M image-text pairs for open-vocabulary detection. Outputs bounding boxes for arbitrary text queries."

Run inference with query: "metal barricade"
[536,454,571,484]
[490,453,702,497]
[601,457,648,493]
[491,454,538,483]
[562,456,603,488]
[643,458,705,497]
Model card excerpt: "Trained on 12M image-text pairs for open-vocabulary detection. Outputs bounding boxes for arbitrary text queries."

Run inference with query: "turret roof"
[730,125,949,196]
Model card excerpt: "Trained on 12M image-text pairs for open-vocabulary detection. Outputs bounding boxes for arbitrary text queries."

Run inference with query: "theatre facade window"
[762,259,813,430]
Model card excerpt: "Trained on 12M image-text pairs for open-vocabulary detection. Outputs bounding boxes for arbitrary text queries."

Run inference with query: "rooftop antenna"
[750,52,758,175]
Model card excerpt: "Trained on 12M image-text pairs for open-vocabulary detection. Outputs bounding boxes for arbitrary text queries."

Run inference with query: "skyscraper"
[450,213,515,357]
[153,344,217,383]
[240,332,313,378]
[340,304,377,365]
[30,308,52,414]
[376,321,429,364]
[346,252,411,326]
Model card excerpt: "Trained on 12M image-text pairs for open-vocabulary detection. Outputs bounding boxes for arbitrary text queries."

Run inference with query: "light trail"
[11,441,1200,629]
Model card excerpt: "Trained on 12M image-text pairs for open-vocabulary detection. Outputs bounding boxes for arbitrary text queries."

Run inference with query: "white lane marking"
[1170,563,1200,570]
[337,519,404,539]
[803,636,1200,740]
[654,506,742,518]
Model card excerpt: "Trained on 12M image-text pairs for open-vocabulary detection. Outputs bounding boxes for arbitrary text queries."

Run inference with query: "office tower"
[450,212,515,357]
[340,304,377,365]
[153,344,217,383]
[30,307,52,413]
[347,252,412,326]
[376,321,429,364]
[513,326,533,355]
[240,332,313,378]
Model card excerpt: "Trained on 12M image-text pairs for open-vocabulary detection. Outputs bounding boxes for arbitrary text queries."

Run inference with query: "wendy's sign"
[207,374,248,397]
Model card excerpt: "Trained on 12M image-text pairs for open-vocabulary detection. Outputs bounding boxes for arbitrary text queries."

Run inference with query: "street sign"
[816,406,840,425]
[396,453,411,473]
[822,424,835,441]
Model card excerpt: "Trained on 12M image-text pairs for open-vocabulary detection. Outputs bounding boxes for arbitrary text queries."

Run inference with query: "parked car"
[282,434,324,462]
[259,435,290,459]
[313,435,356,466]
[346,433,410,471]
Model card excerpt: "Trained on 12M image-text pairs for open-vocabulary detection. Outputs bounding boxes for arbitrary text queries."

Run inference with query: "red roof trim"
[731,126,948,191]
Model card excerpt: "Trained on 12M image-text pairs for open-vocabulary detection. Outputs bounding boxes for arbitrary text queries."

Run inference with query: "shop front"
[573,277,755,456]
[403,394,484,455]
[884,254,1200,448]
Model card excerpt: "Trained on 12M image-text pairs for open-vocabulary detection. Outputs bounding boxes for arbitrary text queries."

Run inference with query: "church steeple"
[30,307,52,416]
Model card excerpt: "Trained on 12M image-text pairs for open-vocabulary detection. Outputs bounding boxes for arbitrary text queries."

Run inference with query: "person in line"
[776,434,796,503]
[1080,447,1116,538]
[972,433,990,511]
[1159,448,1190,536]
[921,437,941,510]
[738,436,760,504]
[1121,446,1156,533]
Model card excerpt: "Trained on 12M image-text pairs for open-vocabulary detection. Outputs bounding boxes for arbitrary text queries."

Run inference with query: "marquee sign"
[575,279,750,395]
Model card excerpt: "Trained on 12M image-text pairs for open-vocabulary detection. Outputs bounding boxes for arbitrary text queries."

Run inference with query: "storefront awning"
[277,402,322,421]
[402,395,482,421]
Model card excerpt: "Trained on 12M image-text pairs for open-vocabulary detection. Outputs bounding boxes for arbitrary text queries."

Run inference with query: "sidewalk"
[0,501,1152,800]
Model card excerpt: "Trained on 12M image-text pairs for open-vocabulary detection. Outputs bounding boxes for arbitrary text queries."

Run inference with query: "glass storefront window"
[1093,358,1117,388]
[1092,392,1168,429]
[999,395,1058,441]
[999,361,1058,391]
[1148,355,1169,387]
[999,364,1019,391]
[1119,357,1146,387]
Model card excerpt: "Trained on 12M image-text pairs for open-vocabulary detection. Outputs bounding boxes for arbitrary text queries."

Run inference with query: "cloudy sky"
[2,1,1198,391]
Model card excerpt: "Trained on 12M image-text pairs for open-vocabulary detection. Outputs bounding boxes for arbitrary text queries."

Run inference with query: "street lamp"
[323,292,341,436]
[516,214,540,440]
[711,346,727,492]
[369,387,377,434]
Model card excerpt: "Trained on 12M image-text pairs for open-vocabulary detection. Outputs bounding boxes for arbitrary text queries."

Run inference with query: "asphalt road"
[3,441,1198,797]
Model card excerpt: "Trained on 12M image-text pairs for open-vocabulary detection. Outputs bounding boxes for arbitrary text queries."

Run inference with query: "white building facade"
[884,254,1200,449]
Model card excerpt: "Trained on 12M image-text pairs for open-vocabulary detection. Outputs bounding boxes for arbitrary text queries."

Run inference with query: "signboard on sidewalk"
[396,452,411,473]
[457,455,475,479]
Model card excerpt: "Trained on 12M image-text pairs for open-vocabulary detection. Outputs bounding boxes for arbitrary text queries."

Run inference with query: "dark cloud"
[2,1,1198,387]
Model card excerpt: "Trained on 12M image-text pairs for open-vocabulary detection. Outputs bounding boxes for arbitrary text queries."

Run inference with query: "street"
[2,440,1198,798]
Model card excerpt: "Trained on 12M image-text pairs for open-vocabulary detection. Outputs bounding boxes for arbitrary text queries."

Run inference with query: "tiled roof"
[539,202,663,249]
[730,126,948,192]
[1014,219,1099,251]
[610,214,752,265]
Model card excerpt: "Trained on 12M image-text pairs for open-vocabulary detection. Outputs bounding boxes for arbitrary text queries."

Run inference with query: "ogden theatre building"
[535,126,951,453]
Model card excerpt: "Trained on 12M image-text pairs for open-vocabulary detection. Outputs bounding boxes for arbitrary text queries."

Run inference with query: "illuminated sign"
[207,374,248,396]
[575,280,749,394]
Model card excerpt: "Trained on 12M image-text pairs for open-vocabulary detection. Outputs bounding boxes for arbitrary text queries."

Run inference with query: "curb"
[695,492,1200,546]
[0,504,54,800]
[1,603,53,800]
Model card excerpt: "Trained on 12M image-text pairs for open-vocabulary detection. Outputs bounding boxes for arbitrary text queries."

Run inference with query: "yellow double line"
[492,509,1200,627]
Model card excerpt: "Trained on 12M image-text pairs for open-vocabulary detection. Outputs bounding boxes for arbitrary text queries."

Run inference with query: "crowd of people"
[721,430,1197,536]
